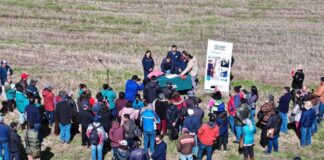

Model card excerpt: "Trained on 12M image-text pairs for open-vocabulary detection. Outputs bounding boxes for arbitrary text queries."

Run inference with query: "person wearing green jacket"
[15,84,29,128]
[101,84,117,110]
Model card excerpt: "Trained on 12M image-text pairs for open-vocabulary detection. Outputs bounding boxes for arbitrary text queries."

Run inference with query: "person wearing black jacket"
[161,82,176,100]
[143,76,161,103]
[151,135,167,160]
[77,105,93,147]
[154,93,169,136]
[98,105,112,133]
[264,111,282,154]
[291,66,305,90]
[9,122,22,160]
[166,104,179,140]
[55,95,74,143]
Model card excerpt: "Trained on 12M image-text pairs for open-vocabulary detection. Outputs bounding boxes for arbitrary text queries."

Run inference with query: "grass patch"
[187,17,227,25]
[248,0,281,10]
[0,39,26,45]
[59,23,95,32]
[0,0,63,11]
[94,15,145,25]
[98,0,124,2]
[76,5,100,11]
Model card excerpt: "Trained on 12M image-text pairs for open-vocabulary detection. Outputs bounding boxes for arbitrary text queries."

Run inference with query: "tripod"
[98,59,112,86]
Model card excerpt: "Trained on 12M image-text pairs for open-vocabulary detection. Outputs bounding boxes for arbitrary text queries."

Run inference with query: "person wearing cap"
[142,50,155,79]
[125,75,144,102]
[179,51,198,90]
[42,83,55,126]
[141,105,161,153]
[144,76,161,104]
[167,45,182,74]
[109,121,125,158]
[177,128,195,160]
[153,93,169,135]
[291,65,305,90]
[26,79,39,99]
[114,140,130,160]
[278,87,292,134]
[15,83,29,129]
[151,135,167,160]
[0,115,10,159]
[101,84,117,110]
[17,73,29,94]
[129,141,150,160]
[197,115,219,160]
[241,118,256,160]
[314,77,324,123]
[78,103,94,147]
[86,116,106,160]
[300,101,316,147]
[55,93,74,144]
[9,122,22,160]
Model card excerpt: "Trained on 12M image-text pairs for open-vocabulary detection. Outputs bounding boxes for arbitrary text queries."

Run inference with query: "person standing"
[215,112,229,151]
[125,75,144,102]
[9,122,22,160]
[0,116,10,160]
[234,99,250,144]
[151,135,167,160]
[154,93,169,136]
[42,83,55,126]
[17,73,29,94]
[78,104,94,147]
[129,141,150,160]
[314,77,324,123]
[291,65,305,90]
[26,79,41,103]
[278,87,292,134]
[101,84,117,110]
[119,102,139,126]
[25,123,41,160]
[166,103,179,141]
[86,116,107,160]
[246,86,259,124]
[55,93,74,144]
[25,97,41,132]
[109,121,124,157]
[122,114,138,148]
[177,128,195,160]
[142,50,155,79]
[143,76,161,104]
[141,106,160,153]
[300,101,316,147]
[115,92,128,116]
[264,110,282,154]
[242,119,256,160]
[15,84,29,130]
[179,51,198,90]
[197,116,219,160]
[167,45,182,74]
[227,92,236,134]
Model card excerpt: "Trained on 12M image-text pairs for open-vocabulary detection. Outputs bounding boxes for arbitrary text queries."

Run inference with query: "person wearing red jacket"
[197,115,219,160]
[42,83,55,126]
[227,93,236,134]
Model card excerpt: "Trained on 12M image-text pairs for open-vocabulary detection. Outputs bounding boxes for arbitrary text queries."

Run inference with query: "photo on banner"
[204,40,233,93]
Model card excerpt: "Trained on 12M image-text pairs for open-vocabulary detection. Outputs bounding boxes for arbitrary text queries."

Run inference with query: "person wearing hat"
[177,128,195,160]
[42,83,55,126]
[115,140,130,160]
[125,75,144,102]
[241,118,256,160]
[86,116,107,160]
[144,76,161,104]
[300,101,316,147]
[78,103,94,148]
[278,87,292,134]
[153,93,169,135]
[314,77,324,123]
[55,92,74,144]
[129,141,150,160]
[0,115,10,160]
[291,65,305,90]
[9,122,22,160]
[171,92,187,129]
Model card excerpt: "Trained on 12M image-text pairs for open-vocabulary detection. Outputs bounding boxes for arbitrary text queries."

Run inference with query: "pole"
[98,59,112,86]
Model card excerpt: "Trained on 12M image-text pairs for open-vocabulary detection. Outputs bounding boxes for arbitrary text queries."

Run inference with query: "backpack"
[90,124,101,145]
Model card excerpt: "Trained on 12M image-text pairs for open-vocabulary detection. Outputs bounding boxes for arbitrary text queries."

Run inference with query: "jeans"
[267,134,279,153]
[59,123,71,143]
[311,118,318,134]
[180,154,193,160]
[18,112,25,124]
[45,111,54,125]
[10,151,20,160]
[301,127,312,147]
[229,116,235,134]
[191,75,197,90]
[192,135,198,156]
[250,109,256,124]
[279,112,288,133]
[143,130,156,153]
[197,143,213,160]
[235,125,243,142]
[91,144,103,160]
[0,142,9,160]
[319,102,324,123]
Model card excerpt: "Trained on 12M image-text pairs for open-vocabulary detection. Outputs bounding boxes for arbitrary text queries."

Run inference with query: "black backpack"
[90,124,101,145]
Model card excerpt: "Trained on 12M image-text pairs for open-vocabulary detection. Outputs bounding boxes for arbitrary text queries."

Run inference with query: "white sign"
[204,40,233,93]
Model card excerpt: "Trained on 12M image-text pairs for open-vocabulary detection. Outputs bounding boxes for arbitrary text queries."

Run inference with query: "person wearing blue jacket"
[0,67,7,85]
[300,101,316,147]
[15,84,29,128]
[167,45,182,74]
[278,87,292,133]
[142,50,155,79]
[100,84,116,110]
[160,56,173,74]
[242,119,256,160]
[215,112,229,151]
[183,109,200,135]
[25,97,41,131]
[125,75,144,102]
[141,106,160,153]
[0,116,10,160]
[151,135,167,160]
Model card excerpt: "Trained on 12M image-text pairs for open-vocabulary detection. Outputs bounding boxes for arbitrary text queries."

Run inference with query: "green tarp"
[157,75,193,91]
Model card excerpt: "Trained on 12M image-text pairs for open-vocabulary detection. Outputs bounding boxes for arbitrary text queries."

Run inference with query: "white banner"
[204,40,233,93]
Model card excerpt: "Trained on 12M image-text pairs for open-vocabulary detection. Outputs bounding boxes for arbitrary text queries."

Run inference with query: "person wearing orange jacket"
[314,77,324,123]
[197,115,219,160]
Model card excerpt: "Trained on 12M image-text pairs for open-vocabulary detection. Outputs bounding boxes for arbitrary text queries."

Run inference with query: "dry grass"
[0,0,324,159]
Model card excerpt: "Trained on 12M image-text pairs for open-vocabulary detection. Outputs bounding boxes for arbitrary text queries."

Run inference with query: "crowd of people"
[0,47,323,160]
